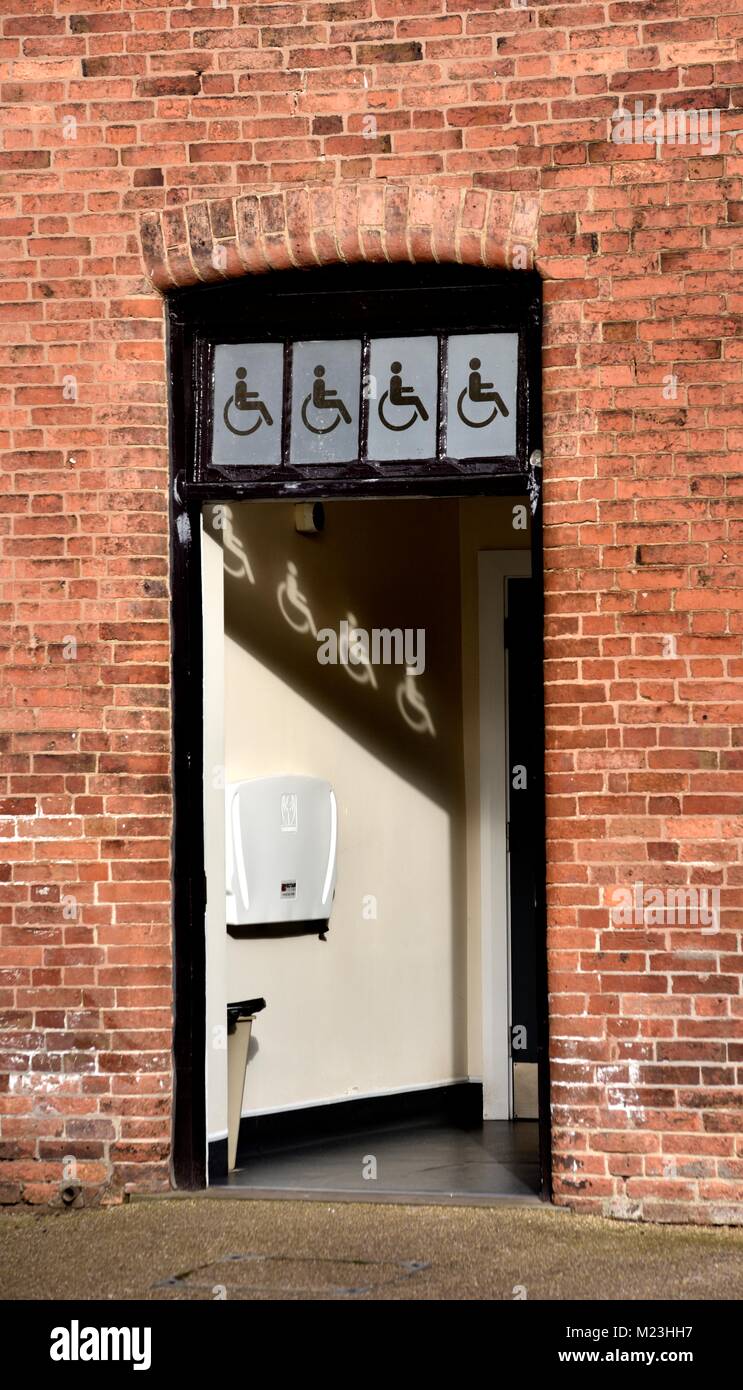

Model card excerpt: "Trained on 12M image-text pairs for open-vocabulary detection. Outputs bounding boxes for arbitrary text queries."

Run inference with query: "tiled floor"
[223,1119,541,1199]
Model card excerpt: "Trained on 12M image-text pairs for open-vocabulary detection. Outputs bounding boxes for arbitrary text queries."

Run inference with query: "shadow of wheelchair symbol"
[378,390,419,432]
[223,393,273,437]
[456,387,509,429]
[301,393,343,436]
[396,673,435,736]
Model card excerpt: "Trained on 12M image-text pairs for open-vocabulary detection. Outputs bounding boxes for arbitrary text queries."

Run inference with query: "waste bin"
[227,997,266,1172]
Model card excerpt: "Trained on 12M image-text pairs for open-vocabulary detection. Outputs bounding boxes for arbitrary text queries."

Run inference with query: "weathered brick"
[1,0,739,1227]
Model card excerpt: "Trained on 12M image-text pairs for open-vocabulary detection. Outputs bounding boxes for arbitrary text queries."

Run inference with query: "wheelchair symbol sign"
[447,333,518,459]
[367,337,437,461]
[301,365,352,435]
[290,340,361,464]
[212,342,283,467]
[456,358,509,428]
[378,361,430,432]
[224,367,274,436]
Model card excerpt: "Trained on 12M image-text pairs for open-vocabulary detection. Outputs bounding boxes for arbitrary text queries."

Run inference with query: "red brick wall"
[1,1,741,1220]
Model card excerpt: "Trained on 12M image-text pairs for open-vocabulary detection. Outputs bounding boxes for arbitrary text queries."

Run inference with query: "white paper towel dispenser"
[226,775,337,928]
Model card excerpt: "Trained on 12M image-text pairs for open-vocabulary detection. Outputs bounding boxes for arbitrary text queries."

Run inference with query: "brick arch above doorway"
[139,183,541,292]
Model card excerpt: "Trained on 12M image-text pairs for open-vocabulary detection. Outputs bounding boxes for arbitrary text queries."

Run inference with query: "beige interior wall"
[201,520,227,1141]
[222,498,467,1115]
[205,493,530,1129]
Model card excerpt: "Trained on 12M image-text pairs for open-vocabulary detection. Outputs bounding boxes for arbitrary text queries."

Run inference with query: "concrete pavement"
[2,1198,743,1300]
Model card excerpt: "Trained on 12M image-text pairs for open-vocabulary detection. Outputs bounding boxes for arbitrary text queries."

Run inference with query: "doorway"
[167,262,548,1198]
[199,496,540,1199]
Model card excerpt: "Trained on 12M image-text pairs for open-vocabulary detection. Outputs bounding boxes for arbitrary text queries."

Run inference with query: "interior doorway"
[200,495,541,1200]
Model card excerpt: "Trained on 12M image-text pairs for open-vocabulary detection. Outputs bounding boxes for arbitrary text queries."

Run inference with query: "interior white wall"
[222,499,468,1118]
[201,517,227,1142]
[225,642,462,1112]
[458,500,531,1094]
[476,548,531,1118]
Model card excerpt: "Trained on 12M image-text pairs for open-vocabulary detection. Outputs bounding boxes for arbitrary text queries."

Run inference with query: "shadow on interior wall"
[210,494,545,1094]
[215,498,467,809]
[216,495,471,1091]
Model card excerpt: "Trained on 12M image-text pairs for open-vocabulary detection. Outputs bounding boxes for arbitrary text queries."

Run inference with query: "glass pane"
[212,343,284,468]
[446,333,518,459]
[367,337,438,461]
[290,340,361,465]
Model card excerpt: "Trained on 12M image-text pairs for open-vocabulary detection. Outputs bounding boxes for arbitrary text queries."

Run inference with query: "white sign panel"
[212,342,284,467]
[446,333,518,459]
[290,340,361,465]
[367,336,438,461]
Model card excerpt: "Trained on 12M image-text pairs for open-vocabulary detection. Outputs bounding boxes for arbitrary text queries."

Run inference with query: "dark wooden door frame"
[167,264,550,1198]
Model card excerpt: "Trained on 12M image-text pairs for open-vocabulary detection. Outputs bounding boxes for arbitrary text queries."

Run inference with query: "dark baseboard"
[208,1137,228,1182]
[208,1081,483,1181]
